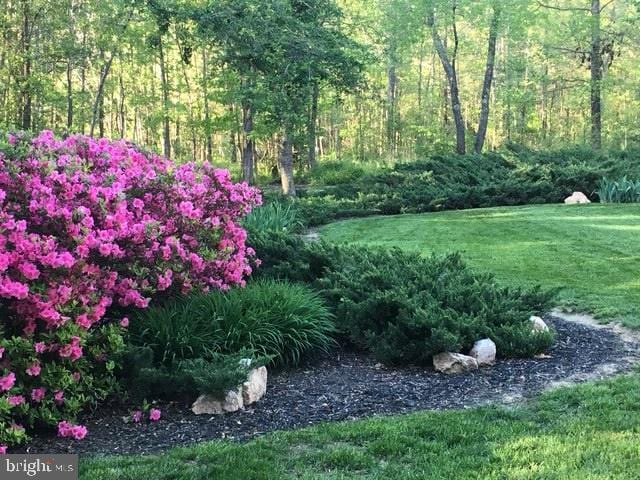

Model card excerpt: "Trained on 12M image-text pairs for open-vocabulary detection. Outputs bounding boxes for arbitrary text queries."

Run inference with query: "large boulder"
[469,339,497,366]
[433,352,479,374]
[564,192,591,204]
[192,388,244,415]
[242,366,268,405]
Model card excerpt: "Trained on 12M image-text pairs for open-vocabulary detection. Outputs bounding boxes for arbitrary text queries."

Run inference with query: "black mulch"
[20,316,640,456]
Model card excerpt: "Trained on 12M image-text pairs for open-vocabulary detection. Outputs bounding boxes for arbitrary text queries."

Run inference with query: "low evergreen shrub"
[249,233,555,365]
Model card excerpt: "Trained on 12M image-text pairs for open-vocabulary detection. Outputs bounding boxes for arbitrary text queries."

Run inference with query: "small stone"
[469,339,497,366]
[242,366,268,405]
[374,363,384,369]
[530,315,550,332]
[535,353,552,359]
[564,192,591,204]
[192,388,243,415]
[433,352,479,374]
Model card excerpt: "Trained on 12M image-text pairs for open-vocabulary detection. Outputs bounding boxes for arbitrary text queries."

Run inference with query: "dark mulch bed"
[20,316,639,456]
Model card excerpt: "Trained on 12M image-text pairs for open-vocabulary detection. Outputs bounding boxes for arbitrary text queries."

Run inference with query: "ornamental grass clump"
[0,130,260,450]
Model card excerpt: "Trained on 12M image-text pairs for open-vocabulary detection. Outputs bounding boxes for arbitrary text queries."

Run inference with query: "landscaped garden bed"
[20,315,639,455]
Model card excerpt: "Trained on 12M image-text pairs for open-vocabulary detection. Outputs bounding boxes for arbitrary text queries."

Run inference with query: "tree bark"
[427,4,465,154]
[202,50,213,162]
[474,6,500,154]
[158,36,171,158]
[590,0,602,150]
[278,129,296,196]
[20,0,32,130]
[307,81,319,168]
[66,60,73,130]
[241,99,255,183]
[386,60,398,154]
[90,53,113,137]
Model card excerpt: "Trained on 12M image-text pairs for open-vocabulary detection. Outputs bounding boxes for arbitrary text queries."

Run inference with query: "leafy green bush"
[130,279,335,367]
[298,161,369,186]
[249,232,555,365]
[295,148,640,226]
[242,200,304,233]
[118,347,265,401]
[596,177,640,203]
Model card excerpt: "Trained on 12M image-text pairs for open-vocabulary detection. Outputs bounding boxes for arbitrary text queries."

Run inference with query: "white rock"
[530,315,550,332]
[192,388,243,415]
[469,339,497,366]
[564,192,591,204]
[433,352,479,374]
[242,366,268,405]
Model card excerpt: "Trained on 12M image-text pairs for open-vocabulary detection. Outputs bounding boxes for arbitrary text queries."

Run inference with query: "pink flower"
[26,361,41,376]
[0,372,15,392]
[34,342,46,353]
[71,372,81,382]
[149,408,161,422]
[31,387,46,402]
[71,425,87,440]
[8,395,25,406]
[75,314,92,329]
[0,444,6,454]
[53,390,64,404]
[119,317,129,328]
[17,261,39,280]
[132,410,142,423]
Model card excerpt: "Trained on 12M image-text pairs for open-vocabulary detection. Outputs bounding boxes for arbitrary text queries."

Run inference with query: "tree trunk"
[427,5,465,154]
[279,129,296,196]
[202,50,213,162]
[158,37,171,158]
[241,100,255,183]
[90,53,114,137]
[386,61,398,154]
[20,0,32,130]
[590,0,602,150]
[307,81,319,168]
[474,6,500,154]
[66,60,73,130]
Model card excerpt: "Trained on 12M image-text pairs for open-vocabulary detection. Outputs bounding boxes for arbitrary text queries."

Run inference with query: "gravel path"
[21,315,640,456]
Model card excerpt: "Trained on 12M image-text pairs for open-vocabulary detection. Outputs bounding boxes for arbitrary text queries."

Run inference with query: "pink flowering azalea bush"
[0,130,260,449]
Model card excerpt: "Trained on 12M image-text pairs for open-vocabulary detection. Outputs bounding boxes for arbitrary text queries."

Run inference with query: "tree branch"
[537,2,589,11]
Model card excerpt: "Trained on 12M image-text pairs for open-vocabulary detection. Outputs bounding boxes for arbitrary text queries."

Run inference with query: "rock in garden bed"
[20,315,640,456]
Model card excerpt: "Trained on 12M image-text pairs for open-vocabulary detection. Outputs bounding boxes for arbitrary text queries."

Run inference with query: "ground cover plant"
[321,203,640,327]
[0,131,260,449]
[296,147,640,226]
[249,232,555,365]
[80,372,640,479]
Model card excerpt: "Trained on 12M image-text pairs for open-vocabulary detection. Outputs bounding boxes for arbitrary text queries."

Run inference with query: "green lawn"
[81,374,640,479]
[321,204,640,327]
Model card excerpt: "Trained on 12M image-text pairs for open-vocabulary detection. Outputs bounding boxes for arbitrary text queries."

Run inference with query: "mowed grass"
[81,374,640,479]
[320,204,640,327]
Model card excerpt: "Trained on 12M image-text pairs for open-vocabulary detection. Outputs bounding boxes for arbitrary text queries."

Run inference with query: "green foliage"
[177,352,263,398]
[242,200,303,234]
[249,232,555,365]
[596,177,640,203]
[298,161,368,186]
[118,347,265,401]
[321,204,640,329]
[130,279,335,368]
[296,148,640,226]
